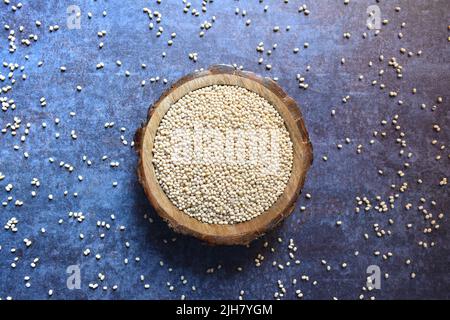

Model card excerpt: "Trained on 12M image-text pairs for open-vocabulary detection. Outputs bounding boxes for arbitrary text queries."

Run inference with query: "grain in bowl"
[152,84,293,225]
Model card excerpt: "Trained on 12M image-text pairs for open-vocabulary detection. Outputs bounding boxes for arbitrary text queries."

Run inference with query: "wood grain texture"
[135,65,313,245]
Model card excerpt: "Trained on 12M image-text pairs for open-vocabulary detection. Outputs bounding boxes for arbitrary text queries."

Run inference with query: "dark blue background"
[0,0,449,299]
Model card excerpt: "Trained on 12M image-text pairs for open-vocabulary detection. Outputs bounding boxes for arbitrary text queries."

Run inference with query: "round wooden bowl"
[135,65,313,245]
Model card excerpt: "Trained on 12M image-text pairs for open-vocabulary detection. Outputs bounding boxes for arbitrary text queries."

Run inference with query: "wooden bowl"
[135,65,313,245]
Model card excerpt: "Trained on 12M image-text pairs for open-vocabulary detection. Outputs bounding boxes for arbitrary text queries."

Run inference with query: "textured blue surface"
[0,0,449,300]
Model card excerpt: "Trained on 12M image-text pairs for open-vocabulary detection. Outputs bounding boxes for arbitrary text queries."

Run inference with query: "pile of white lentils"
[152,85,293,224]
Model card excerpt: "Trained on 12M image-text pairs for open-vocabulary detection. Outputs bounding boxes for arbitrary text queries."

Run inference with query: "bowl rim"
[135,64,313,245]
